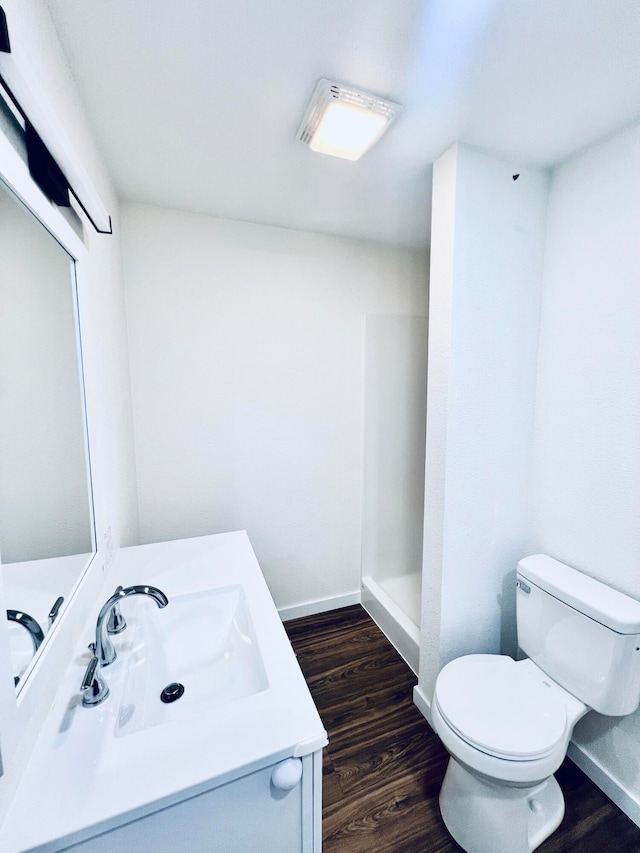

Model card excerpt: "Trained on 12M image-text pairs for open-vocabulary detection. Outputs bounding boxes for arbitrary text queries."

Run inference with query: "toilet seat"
[434,655,568,761]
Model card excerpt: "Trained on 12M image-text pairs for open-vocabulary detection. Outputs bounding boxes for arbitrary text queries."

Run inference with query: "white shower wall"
[361,315,428,671]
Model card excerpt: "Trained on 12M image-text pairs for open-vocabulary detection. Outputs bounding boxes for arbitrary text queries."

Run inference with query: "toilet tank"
[517,555,640,716]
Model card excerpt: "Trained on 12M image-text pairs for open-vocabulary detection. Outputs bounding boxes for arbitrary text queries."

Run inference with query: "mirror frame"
[0,111,106,770]
[1,186,97,695]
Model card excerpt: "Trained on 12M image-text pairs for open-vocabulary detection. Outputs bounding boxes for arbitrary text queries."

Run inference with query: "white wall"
[531,121,640,814]
[121,203,428,610]
[418,144,549,701]
[0,0,138,823]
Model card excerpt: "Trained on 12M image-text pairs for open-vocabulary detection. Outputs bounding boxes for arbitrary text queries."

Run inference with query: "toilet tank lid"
[518,555,640,635]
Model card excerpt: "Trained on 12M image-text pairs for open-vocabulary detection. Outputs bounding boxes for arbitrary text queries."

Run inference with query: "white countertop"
[1,532,327,852]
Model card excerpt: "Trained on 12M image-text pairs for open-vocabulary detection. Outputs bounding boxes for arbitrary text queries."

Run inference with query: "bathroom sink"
[115,585,268,737]
[0,533,328,853]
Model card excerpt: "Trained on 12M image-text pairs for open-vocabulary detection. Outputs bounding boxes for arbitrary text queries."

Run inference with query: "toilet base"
[439,757,565,853]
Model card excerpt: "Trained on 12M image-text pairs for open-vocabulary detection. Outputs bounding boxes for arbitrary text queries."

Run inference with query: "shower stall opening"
[361,315,427,674]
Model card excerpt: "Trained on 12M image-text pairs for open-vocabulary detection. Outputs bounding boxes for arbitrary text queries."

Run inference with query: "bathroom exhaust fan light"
[298,79,402,161]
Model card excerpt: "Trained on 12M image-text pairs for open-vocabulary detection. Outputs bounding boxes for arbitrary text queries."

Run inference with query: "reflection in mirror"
[0,179,94,689]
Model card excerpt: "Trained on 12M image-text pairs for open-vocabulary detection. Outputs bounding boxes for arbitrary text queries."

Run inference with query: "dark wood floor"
[284,605,640,853]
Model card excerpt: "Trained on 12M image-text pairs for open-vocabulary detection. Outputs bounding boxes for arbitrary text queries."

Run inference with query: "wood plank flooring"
[284,605,640,853]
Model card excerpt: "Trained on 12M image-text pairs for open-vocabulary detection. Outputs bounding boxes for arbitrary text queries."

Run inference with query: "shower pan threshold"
[361,574,420,674]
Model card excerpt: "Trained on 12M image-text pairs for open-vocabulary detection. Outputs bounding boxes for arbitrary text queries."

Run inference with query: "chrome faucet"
[106,586,126,634]
[7,609,46,686]
[94,585,168,667]
[81,585,168,708]
[7,609,45,654]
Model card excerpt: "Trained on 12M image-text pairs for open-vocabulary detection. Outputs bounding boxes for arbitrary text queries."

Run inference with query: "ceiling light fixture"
[297,79,402,162]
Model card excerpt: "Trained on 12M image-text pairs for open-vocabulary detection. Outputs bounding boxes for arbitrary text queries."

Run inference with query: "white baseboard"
[412,684,434,729]
[567,741,640,828]
[278,591,361,623]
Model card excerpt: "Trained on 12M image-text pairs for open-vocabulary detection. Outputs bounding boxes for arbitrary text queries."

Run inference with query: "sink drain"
[160,682,185,703]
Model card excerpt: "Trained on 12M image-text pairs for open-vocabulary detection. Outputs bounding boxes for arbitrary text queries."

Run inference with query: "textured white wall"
[121,203,428,610]
[419,144,457,696]
[531,123,640,593]
[532,122,640,808]
[419,144,549,697]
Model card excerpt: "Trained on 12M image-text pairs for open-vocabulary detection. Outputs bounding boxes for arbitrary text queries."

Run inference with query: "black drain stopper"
[160,682,185,703]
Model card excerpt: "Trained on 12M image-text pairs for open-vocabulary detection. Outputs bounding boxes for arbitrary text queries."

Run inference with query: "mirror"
[0,178,95,689]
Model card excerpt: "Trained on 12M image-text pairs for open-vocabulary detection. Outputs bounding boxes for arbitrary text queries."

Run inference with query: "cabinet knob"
[271,758,303,791]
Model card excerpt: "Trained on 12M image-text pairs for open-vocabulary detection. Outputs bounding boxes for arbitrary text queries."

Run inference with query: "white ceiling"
[45,0,640,248]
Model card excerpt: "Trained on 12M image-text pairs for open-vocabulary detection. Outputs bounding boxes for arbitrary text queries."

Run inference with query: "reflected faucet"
[7,609,46,687]
[82,585,168,708]
[7,609,45,654]
[48,596,65,628]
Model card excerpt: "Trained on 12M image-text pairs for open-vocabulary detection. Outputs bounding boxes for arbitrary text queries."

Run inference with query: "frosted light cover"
[309,101,388,160]
[298,78,401,161]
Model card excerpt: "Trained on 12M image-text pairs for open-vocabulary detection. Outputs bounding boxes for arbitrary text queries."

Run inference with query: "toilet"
[431,554,640,853]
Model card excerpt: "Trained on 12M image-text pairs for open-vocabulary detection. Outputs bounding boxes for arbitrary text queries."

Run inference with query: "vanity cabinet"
[0,533,327,853]
[67,751,322,853]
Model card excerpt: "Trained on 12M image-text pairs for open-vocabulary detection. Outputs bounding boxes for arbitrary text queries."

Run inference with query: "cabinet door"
[70,763,304,853]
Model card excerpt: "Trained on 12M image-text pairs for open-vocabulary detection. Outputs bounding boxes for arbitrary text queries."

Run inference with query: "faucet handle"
[81,653,98,691]
[48,596,65,628]
[81,651,109,707]
[107,586,127,634]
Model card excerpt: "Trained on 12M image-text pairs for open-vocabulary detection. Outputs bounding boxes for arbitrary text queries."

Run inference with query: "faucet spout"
[7,609,46,686]
[95,585,168,666]
[7,609,45,654]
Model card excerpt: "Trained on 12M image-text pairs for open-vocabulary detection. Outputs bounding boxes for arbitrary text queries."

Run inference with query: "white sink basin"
[115,585,268,737]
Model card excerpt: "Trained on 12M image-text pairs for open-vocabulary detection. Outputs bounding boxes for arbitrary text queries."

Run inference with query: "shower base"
[361,572,420,674]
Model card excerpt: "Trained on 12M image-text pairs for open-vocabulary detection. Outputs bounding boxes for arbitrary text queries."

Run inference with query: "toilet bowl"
[433,655,587,785]
[432,555,640,853]
[431,655,588,853]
